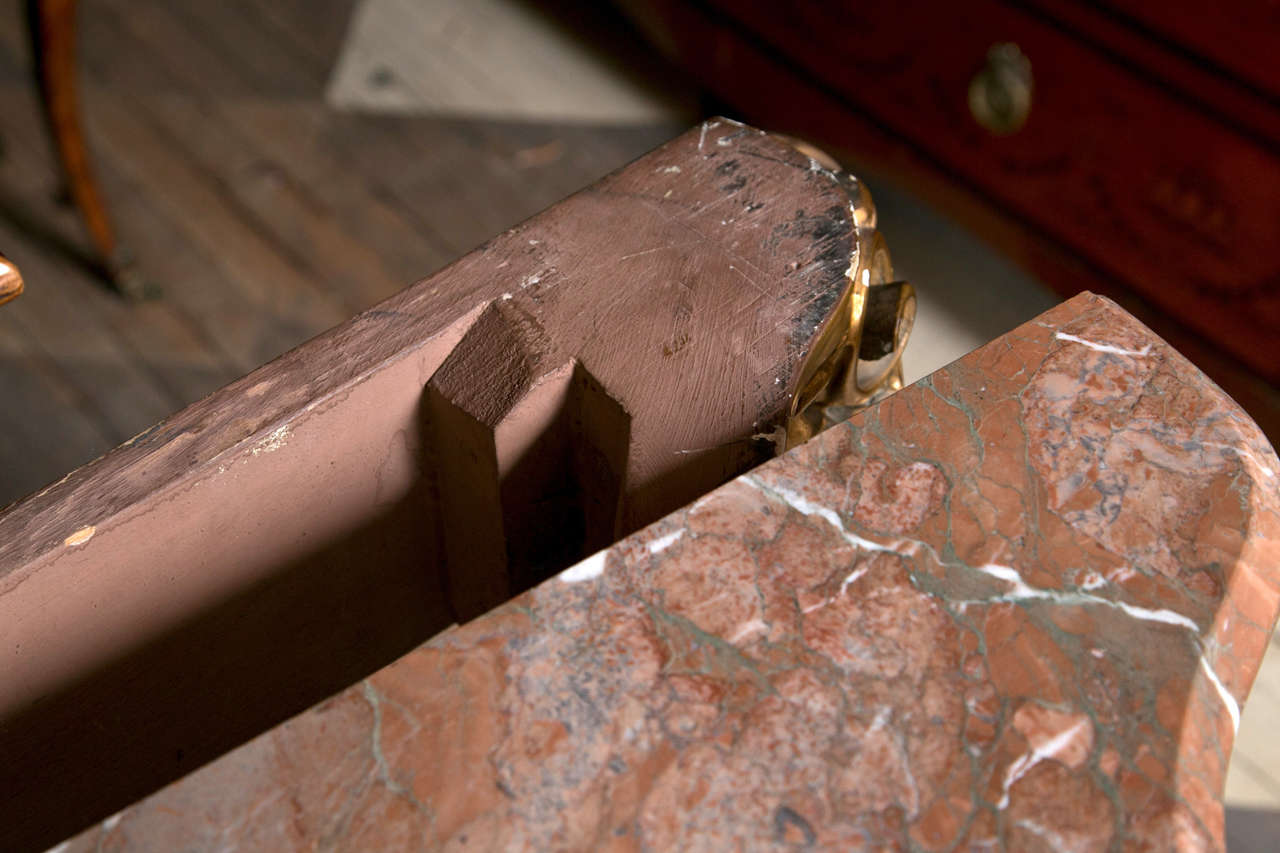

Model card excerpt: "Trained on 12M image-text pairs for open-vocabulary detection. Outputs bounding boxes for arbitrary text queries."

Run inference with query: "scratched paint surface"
[61,294,1280,850]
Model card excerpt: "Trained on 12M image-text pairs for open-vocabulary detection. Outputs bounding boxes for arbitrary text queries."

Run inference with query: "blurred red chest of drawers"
[620,0,1280,423]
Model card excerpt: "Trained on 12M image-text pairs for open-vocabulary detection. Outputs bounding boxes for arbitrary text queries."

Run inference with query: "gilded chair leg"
[27,0,144,297]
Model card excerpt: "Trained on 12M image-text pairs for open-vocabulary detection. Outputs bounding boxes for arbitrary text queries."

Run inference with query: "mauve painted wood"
[0,121,872,852]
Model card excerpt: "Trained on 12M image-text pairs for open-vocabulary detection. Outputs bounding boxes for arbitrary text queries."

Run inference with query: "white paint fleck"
[717,136,732,147]
[1053,331,1152,357]
[1090,648,1106,658]
[647,529,684,555]
[1080,571,1106,590]
[528,239,540,245]
[698,120,720,151]
[251,424,291,456]
[560,550,607,583]
[501,292,513,300]
[64,525,96,547]
[674,444,720,455]
[663,189,672,198]
[658,165,682,174]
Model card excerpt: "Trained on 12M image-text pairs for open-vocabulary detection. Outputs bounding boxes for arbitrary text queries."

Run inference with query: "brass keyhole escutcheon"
[969,43,1033,136]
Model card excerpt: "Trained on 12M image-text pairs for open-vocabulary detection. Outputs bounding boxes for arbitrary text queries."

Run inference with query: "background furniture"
[26,0,138,293]
[616,0,1280,441]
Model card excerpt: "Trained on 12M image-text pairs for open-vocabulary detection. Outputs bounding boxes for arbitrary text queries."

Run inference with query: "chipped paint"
[698,119,721,152]
[64,525,96,547]
[251,424,291,456]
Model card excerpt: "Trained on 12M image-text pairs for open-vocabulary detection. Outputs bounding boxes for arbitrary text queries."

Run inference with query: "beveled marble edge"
[60,293,1280,851]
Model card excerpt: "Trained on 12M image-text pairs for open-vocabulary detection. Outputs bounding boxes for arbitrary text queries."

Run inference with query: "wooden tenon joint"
[0,119,907,852]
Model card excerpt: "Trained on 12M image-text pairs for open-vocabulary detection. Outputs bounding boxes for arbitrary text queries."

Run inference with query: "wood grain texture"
[0,120,879,852]
[0,0,686,507]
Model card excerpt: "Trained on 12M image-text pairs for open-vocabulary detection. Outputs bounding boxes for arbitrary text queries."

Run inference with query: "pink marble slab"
[58,293,1280,850]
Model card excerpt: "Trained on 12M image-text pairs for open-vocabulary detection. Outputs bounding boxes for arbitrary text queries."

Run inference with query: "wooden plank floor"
[0,1,1275,847]
[0,0,681,506]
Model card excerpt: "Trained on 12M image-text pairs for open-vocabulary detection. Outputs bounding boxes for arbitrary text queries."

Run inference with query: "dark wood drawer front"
[707,0,1280,379]
[1098,0,1280,103]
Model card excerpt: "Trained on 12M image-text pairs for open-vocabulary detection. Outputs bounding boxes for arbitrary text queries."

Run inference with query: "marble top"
[59,293,1280,851]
